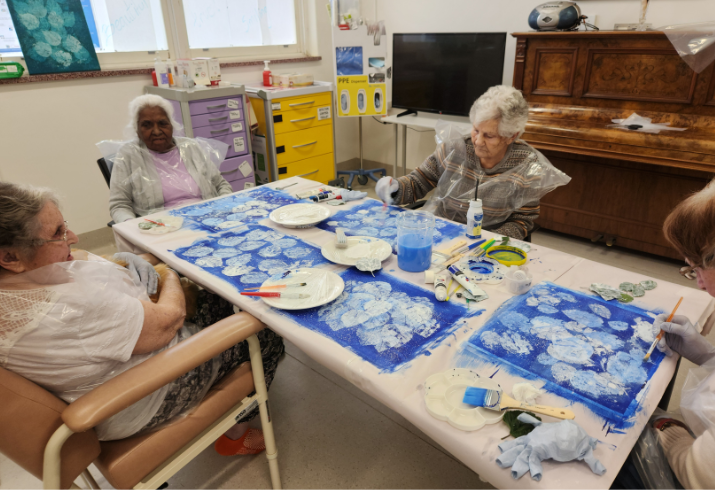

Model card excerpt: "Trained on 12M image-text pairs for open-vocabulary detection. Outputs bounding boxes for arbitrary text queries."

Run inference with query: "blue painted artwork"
[170,224,331,289]
[317,200,467,253]
[7,0,100,75]
[279,268,482,372]
[170,186,299,233]
[455,282,665,427]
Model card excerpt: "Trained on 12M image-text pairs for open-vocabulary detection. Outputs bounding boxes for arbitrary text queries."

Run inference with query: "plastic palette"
[453,256,506,284]
[486,245,527,266]
[424,369,504,431]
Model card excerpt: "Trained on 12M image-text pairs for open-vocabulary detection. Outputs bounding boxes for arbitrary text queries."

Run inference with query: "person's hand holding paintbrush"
[649,299,715,365]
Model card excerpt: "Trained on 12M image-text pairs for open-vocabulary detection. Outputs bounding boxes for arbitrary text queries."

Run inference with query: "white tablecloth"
[113,177,715,489]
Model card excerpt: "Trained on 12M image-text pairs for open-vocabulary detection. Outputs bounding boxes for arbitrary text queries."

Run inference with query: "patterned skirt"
[141,290,284,432]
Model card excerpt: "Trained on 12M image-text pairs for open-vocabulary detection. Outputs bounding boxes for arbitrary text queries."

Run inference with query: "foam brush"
[462,386,575,420]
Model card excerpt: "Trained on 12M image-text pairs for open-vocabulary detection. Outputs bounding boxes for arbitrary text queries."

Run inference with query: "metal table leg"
[402,124,407,177]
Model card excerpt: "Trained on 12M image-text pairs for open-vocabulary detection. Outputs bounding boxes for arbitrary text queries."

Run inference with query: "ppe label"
[233,136,245,152]
[229,110,241,120]
[227,99,239,109]
[318,106,331,120]
[272,102,281,111]
[232,122,243,132]
[238,160,253,177]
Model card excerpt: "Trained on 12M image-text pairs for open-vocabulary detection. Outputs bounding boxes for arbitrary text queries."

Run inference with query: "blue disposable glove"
[113,252,160,295]
[496,413,606,481]
[652,314,715,365]
[339,190,367,202]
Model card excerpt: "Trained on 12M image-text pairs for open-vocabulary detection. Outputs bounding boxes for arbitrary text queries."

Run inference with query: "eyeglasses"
[680,264,698,280]
[36,221,70,245]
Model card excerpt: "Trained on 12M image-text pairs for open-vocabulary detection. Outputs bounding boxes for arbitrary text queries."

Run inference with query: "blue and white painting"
[170,186,299,233]
[317,200,467,253]
[170,224,331,289]
[279,268,482,372]
[7,0,100,75]
[456,282,665,427]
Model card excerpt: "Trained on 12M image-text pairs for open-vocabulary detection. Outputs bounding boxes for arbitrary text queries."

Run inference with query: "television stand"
[396,109,417,118]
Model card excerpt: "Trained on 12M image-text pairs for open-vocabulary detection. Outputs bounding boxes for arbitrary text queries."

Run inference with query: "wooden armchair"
[0,312,281,489]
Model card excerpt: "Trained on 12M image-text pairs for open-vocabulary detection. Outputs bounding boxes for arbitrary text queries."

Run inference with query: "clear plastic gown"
[421,121,571,227]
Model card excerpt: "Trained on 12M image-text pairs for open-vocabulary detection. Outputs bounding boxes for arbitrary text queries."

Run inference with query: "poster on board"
[332,23,387,117]
[6,0,100,75]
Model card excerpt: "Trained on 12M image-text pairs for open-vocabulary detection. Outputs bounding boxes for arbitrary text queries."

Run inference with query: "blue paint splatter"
[277,268,483,372]
[455,282,666,428]
[317,200,466,253]
[171,187,299,233]
[170,224,330,293]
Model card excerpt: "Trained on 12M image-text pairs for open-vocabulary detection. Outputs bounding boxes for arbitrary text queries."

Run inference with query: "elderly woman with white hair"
[109,94,233,223]
[375,85,557,239]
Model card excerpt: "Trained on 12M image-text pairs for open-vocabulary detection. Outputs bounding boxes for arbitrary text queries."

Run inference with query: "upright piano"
[512,31,715,260]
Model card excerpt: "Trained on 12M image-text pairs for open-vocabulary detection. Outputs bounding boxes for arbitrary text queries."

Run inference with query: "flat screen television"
[392,33,507,117]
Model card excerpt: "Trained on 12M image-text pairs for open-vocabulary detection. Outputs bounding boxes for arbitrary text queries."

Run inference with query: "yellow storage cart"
[246,82,336,185]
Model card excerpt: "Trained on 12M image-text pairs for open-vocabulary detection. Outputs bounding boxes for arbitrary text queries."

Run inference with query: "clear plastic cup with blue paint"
[397,211,435,272]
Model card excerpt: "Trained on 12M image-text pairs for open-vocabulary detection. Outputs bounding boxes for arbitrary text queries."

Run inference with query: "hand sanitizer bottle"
[263,61,272,87]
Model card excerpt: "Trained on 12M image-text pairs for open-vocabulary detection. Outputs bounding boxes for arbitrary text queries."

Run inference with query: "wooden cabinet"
[246,82,336,185]
[512,31,715,259]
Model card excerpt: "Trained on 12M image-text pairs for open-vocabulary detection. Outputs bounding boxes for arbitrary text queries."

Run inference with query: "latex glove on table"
[113,252,160,295]
[496,413,606,481]
[375,176,399,205]
[338,190,367,202]
[653,314,715,365]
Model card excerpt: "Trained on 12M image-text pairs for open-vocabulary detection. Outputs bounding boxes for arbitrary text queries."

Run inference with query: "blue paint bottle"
[397,210,435,272]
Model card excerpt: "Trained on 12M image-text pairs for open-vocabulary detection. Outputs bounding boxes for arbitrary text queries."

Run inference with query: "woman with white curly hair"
[109,94,232,223]
[376,85,553,239]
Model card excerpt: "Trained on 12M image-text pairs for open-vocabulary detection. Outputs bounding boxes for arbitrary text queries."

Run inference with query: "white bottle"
[154,58,170,88]
[433,270,451,302]
[466,199,483,239]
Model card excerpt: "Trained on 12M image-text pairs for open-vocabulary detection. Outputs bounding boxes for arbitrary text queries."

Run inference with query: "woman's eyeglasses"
[37,221,70,244]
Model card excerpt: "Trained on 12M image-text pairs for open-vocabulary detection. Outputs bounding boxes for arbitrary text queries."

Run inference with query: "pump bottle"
[263,60,272,87]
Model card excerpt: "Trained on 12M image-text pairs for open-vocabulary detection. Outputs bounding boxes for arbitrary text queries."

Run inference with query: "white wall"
[0,0,358,234]
[362,0,715,173]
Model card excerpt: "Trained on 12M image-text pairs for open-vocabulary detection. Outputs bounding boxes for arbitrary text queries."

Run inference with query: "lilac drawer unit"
[229,176,255,192]
[192,120,246,139]
[190,109,244,129]
[188,96,242,116]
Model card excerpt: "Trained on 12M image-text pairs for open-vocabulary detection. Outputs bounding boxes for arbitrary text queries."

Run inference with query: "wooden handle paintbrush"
[644,296,684,361]
[463,386,575,420]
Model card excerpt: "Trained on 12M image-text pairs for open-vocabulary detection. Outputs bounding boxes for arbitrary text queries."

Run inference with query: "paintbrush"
[243,283,307,291]
[462,386,575,420]
[434,239,496,273]
[240,292,310,299]
[644,296,684,361]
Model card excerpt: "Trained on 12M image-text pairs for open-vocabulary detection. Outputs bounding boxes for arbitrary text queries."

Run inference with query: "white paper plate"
[424,369,504,431]
[321,236,392,266]
[260,268,344,310]
[269,203,331,228]
[138,216,183,234]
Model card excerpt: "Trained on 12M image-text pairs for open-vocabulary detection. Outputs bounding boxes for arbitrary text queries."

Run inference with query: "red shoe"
[214,428,266,456]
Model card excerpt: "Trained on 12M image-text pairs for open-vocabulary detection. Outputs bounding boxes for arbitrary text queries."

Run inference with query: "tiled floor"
[1,182,709,489]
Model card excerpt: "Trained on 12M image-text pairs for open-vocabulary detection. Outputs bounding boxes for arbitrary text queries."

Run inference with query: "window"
[0,0,304,67]
[0,0,167,57]
[180,0,303,60]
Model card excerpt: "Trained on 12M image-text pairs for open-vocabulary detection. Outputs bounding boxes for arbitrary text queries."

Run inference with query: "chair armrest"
[62,312,265,433]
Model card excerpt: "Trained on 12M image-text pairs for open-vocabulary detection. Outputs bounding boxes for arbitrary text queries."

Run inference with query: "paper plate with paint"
[321,236,392,266]
[260,268,344,310]
[138,216,183,234]
[454,256,506,284]
[269,203,331,228]
[424,369,503,431]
